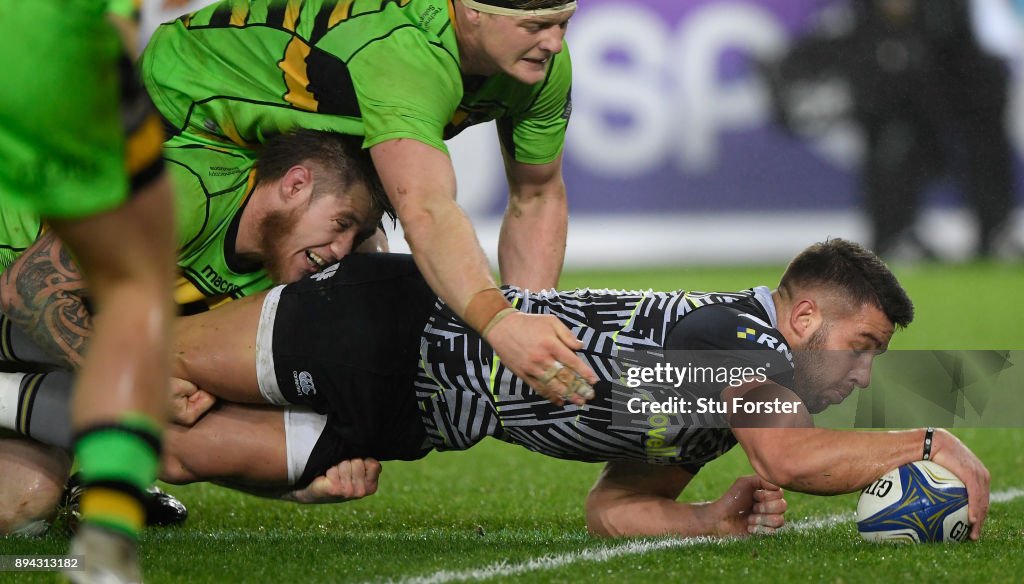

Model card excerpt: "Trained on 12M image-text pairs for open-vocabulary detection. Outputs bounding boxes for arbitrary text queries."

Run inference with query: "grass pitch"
[1,261,1022,583]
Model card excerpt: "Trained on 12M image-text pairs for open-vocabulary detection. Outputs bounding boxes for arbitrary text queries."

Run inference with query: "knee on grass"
[0,441,70,535]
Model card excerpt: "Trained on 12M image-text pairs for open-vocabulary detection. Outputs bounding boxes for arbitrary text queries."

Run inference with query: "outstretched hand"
[930,428,990,540]
[484,312,598,406]
[290,458,382,504]
[711,475,787,536]
[169,377,216,426]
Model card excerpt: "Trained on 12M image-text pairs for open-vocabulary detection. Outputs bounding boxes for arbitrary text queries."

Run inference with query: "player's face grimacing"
[792,303,894,414]
[478,11,572,84]
[259,182,378,284]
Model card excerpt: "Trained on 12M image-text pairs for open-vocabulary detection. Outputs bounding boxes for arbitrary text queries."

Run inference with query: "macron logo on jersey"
[310,262,339,281]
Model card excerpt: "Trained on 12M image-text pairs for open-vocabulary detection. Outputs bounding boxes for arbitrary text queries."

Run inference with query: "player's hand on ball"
[290,458,382,504]
[169,377,216,426]
[484,312,598,406]
[713,475,786,536]
[930,428,990,540]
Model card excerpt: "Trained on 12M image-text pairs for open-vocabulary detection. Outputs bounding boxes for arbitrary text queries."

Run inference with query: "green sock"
[74,414,162,539]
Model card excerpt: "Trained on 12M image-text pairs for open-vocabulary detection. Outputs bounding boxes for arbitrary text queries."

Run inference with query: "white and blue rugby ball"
[856,461,970,543]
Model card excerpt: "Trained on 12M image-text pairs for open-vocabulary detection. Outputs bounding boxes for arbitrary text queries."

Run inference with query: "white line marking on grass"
[784,512,854,532]
[387,537,725,584]
[991,488,1024,503]
[392,488,1023,584]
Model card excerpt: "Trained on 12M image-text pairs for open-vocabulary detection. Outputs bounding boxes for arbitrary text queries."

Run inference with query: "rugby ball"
[856,461,970,543]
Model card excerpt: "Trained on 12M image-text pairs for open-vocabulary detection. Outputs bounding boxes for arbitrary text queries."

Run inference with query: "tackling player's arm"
[221,459,383,505]
[493,45,572,291]
[497,152,567,290]
[190,459,380,505]
[282,458,382,505]
[585,461,786,538]
[369,139,596,404]
[0,232,90,368]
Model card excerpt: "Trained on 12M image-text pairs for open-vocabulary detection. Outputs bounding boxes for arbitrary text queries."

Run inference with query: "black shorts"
[259,254,437,464]
[296,418,357,488]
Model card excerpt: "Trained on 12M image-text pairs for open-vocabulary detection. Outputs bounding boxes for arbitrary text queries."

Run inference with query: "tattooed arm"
[0,231,91,368]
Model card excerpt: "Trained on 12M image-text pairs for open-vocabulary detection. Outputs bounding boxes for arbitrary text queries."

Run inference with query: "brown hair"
[779,238,914,328]
[254,130,393,223]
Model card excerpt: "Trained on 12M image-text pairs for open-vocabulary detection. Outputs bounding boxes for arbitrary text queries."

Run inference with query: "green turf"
[1,262,1021,583]
[558,260,1024,350]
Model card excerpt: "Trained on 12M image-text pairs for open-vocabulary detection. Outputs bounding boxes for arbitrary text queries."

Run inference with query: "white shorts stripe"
[284,407,328,485]
[256,285,289,406]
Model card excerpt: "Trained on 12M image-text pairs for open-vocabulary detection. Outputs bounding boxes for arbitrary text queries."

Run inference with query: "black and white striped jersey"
[415,285,791,472]
[270,254,795,476]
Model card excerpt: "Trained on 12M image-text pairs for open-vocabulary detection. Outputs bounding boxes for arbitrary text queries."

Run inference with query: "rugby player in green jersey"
[141,0,599,404]
[0,1,179,579]
[1,130,388,365]
[0,130,388,538]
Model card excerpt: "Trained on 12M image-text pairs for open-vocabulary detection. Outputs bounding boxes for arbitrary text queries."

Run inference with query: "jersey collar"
[751,286,778,329]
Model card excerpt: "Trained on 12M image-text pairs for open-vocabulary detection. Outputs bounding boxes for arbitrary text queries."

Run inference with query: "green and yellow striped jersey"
[142,0,571,164]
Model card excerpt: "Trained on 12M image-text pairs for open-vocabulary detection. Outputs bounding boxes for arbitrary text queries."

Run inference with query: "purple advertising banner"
[517,0,1024,216]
